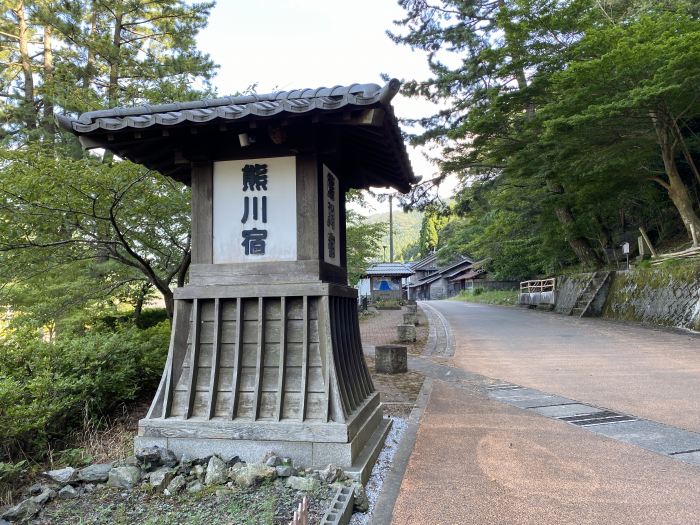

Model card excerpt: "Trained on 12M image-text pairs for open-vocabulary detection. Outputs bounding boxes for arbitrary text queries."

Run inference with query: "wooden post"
[639,227,658,257]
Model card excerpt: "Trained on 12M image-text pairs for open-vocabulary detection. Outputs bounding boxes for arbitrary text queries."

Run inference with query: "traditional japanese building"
[57,80,418,481]
[359,262,415,301]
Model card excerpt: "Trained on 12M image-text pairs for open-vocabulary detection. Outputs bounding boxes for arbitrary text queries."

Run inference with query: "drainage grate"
[559,411,636,427]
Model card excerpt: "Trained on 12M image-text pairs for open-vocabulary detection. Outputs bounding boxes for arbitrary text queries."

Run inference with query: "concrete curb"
[367,377,434,525]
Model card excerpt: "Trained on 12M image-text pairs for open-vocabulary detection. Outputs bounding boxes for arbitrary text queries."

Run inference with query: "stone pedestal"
[397,324,416,343]
[375,345,407,374]
[135,283,389,481]
[403,312,417,326]
[405,304,417,314]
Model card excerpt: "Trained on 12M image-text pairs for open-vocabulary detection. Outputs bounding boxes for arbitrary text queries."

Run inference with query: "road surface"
[390,301,700,525]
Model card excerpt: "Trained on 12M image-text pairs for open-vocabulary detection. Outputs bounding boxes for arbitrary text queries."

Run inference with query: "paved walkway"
[390,301,700,524]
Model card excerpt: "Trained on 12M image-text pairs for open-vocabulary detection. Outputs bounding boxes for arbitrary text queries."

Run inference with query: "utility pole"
[389,194,394,262]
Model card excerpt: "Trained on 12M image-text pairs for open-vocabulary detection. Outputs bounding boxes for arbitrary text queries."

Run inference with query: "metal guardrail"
[519,278,556,306]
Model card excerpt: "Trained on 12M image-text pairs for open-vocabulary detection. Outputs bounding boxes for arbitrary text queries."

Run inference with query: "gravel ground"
[349,416,407,525]
[33,481,334,525]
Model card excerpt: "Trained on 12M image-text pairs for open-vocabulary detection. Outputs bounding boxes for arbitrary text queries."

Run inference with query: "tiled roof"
[410,253,437,271]
[58,82,400,133]
[408,272,442,287]
[56,80,417,191]
[363,262,415,277]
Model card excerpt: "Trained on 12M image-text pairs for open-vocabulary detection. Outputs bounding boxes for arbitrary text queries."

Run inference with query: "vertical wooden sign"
[323,165,340,266]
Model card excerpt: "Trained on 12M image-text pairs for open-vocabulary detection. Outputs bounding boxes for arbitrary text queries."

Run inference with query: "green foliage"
[392,0,700,278]
[453,289,519,306]
[418,207,452,258]
[0,322,169,460]
[365,207,424,261]
[0,0,216,322]
[346,209,388,285]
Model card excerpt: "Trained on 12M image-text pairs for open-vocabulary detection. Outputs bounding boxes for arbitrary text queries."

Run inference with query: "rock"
[225,456,241,468]
[43,466,77,485]
[135,446,178,468]
[149,467,176,492]
[28,483,44,496]
[186,480,204,494]
[286,476,319,492]
[265,455,281,467]
[0,519,10,525]
[319,464,343,483]
[58,485,78,500]
[32,488,55,505]
[135,446,161,465]
[275,465,295,478]
[1,498,41,521]
[192,464,206,480]
[83,484,96,493]
[159,449,178,468]
[107,466,142,490]
[164,475,187,496]
[232,463,276,488]
[352,482,369,512]
[204,456,228,485]
[124,456,140,468]
[78,463,113,483]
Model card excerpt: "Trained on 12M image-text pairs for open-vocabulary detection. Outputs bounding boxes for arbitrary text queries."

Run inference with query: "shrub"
[0,322,169,461]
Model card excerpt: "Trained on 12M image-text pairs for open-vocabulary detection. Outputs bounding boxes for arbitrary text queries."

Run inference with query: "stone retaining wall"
[553,274,591,314]
[552,263,700,331]
[602,264,700,331]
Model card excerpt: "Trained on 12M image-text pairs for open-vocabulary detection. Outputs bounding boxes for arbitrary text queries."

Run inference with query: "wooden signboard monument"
[58,80,417,480]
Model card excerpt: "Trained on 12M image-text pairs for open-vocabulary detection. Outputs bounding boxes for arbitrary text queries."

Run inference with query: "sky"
[195,0,455,214]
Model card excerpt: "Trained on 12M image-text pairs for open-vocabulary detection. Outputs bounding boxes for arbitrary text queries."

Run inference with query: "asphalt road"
[436,301,700,433]
[390,301,700,525]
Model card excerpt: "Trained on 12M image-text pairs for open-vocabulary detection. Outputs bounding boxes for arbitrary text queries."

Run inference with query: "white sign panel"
[213,156,297,264]
[323,165,340,266]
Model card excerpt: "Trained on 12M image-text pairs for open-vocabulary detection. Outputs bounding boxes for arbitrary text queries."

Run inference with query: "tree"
[0,0,216,322]
[0,147,192,319]
[390,0,700,275]
[418,206,451,256]
[389,0,604,266]
[542,13,700,245]
[345,192,387,285]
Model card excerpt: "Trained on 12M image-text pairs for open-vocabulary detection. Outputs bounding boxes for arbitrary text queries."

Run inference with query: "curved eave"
[56,79,418,192]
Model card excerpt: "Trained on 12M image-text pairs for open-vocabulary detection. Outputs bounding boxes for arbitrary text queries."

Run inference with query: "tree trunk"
[133,283,149,327]
[162,288,174,321]
[84,2,97,89]
[15,0,36,130]
[42,24,54,140]
[108,10,123,107]
[666,165,700,246]
[103,9,123,163]
[548,182,602,266]
[652,111,700,246]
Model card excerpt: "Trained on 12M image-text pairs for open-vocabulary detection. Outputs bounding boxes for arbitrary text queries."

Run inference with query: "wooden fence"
[519,278,556,306]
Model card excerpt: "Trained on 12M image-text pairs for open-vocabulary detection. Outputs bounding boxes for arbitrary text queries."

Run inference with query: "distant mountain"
[365,208,423,262]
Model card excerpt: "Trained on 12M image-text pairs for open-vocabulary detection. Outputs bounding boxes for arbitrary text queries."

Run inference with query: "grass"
[451,289,519,306]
